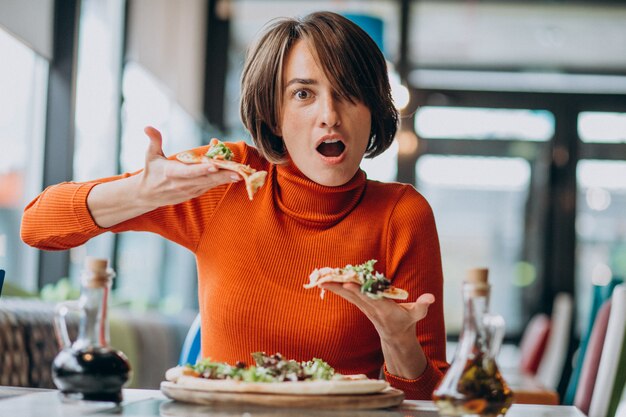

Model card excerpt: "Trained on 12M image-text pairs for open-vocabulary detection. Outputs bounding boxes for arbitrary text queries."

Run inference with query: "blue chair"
[178,313,201,366]
[0,269,5,297]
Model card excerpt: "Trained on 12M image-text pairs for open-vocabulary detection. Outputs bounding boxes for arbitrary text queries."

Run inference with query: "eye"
[292,89,312,100]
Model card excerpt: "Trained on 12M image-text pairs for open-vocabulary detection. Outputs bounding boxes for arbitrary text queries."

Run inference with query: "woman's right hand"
[87,126,240,228]
[138,126,240,207]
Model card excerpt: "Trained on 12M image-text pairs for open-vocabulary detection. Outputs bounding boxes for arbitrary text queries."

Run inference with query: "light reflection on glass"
[591,263,612,286]
[417,155,530,190]
[578,112,626,144]
[415,107,554,141]
[586,187,611,211]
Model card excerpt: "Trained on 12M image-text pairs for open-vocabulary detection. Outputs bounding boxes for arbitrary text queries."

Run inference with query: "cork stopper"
[82,257,114,288]
[464,267,490,296]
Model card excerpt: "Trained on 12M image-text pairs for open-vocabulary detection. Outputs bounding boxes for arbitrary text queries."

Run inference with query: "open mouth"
[316,139,346,158]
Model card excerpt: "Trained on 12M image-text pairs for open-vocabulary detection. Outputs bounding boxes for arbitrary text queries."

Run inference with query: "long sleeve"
[21,178,125,251]
[20,143,248,252]
[382,187,449,399]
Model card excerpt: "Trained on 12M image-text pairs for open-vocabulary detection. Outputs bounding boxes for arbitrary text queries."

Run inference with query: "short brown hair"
[240,11,398,164]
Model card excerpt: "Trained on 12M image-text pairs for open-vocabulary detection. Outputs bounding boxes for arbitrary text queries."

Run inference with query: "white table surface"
[0,387,586,417]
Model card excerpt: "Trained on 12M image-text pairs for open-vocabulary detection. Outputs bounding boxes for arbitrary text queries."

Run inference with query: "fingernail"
[207,165,218,172]
[230,174,241,182]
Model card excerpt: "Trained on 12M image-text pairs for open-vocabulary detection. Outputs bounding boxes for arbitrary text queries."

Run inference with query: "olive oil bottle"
[433,268,513,417]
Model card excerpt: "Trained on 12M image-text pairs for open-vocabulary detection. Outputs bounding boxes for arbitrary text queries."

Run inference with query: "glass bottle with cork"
[52,257,131,402]
[433,268,513,417]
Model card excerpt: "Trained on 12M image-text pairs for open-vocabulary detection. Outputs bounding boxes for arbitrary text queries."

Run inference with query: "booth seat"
[0,297,195,389]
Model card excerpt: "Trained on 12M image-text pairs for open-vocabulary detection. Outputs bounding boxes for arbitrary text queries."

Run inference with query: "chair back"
[574,299,612,415]
[536,292,574,389]
[178,313,201,366]
[518,313,551,375]
[588,284,626,417]
[564,278,624,404]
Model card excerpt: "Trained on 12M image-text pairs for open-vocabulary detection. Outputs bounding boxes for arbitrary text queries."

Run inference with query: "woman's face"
[278,40,372,187]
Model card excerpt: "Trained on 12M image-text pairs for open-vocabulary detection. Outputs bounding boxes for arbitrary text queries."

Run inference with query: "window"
[578,112,626,143]
[416,155,532,334]
[415,106,554,141]
[69,0,125,282]
[115,62,203,311]
[575,160,626,326]
[65,0,201,312]
[0,27,48,291]
[412,104,555,335]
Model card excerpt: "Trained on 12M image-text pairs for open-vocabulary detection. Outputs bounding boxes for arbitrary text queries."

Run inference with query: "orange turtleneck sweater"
[21,141,448,399]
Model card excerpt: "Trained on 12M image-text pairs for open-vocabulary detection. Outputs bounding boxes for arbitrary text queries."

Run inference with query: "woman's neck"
[274,162,366,226]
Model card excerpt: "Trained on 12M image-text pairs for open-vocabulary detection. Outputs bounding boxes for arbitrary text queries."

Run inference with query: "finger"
[321,283,382,313]
[407,293,435,321]
[144,126,166,160]
[168,163,241,183]
[173,161,221,178]
[321,283,363,304]
[416,293,435,305]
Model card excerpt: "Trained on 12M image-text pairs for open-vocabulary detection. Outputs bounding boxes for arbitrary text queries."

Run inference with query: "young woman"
[22,11,448,399]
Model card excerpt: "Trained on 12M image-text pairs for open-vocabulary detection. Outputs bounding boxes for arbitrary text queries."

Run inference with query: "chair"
[0,269,5,296]
[564,277,624,404]
[518,313,551,376]
[536,292,574,390]
[587,284,626,417]
[574,299,612,415]
[178,313,201,366]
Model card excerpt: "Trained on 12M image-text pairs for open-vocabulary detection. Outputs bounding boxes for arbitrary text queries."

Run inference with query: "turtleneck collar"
[274,162,366,226]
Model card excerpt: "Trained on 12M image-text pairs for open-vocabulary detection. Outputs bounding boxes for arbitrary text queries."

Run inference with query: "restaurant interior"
[0,0,625,415]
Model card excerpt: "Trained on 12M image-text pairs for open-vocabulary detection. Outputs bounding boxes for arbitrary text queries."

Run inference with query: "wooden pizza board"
[160,381,405,410]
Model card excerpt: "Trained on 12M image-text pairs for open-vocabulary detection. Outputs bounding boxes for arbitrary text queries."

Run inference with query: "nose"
[319,93,341,128]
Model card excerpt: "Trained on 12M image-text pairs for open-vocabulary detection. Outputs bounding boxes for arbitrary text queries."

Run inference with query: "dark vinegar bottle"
[52,257,131,403]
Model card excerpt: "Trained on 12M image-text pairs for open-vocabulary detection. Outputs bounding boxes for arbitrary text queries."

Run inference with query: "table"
[503,369,560,405]
[0,386,585,417]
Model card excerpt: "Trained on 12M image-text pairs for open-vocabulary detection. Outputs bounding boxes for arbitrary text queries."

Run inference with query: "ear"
[273,124,282,137]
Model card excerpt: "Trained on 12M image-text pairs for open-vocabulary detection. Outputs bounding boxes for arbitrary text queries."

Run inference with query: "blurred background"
[0,0,625,397]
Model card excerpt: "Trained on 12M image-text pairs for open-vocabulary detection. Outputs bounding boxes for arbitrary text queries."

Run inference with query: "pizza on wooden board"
[176,138,267,201]
[163,352,389,395]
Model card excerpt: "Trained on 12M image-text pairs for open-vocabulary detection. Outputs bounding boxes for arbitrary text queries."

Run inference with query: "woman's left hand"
[321,282,434,338]
[321,282,435,378]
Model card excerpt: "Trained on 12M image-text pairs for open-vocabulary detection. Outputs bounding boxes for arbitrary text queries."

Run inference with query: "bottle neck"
[75,284,110,349]
[460,284,490,352]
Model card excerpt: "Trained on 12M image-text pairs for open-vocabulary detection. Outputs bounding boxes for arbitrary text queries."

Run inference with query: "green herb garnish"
[205,139,233,160]
[187,352,336,383]
[343,260,391,299]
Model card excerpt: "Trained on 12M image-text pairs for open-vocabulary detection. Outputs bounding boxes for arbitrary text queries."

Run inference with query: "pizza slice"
[303,259,409,300]
[176,138,268,200]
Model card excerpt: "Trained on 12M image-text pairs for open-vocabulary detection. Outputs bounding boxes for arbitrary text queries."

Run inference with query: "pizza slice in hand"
[176,138,268,200]
[304,260,409,300]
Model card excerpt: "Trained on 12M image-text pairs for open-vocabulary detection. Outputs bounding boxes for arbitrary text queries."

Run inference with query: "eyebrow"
[284,78,317,89]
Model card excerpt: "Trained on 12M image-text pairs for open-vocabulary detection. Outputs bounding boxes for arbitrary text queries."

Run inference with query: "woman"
[22,11,448,399]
